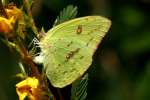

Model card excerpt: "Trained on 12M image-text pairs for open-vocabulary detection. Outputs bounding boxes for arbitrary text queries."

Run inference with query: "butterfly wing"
[41,16,111,88]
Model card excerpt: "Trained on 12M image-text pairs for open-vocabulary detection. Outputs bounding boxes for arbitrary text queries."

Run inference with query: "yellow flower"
[0,16,15,34]
[0,5,25,38]
[5,6,24,23]
[16,77,39,100]
[5,6,26,39]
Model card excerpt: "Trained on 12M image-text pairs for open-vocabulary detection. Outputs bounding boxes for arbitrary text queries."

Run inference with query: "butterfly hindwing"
[41,16,111,88]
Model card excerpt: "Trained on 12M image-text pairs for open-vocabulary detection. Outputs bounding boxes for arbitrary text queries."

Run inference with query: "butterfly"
[40,16,111,88]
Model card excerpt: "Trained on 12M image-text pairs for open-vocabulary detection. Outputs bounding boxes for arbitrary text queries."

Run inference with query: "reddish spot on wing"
[76,25,82,34]
[66,48,80,61]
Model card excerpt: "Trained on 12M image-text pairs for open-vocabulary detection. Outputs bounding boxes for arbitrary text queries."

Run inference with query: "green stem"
[23,0,39,37]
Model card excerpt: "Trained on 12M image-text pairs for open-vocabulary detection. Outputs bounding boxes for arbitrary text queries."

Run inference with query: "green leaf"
[71,74,88,100]
[53,5,78,26]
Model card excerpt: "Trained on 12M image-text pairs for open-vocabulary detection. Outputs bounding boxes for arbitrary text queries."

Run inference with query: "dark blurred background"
[0,0,150,100]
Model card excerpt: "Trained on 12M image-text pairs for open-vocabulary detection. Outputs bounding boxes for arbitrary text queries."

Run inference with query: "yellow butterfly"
[40,16,111,88]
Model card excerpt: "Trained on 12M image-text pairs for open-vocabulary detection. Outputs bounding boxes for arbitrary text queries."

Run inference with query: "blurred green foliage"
[0,0,150,100]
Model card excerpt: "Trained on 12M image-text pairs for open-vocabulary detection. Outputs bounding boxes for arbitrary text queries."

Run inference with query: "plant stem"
[23,0,39,36]
[57,89,64,100]
[20,44,40,77]
[0,0,8,18]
